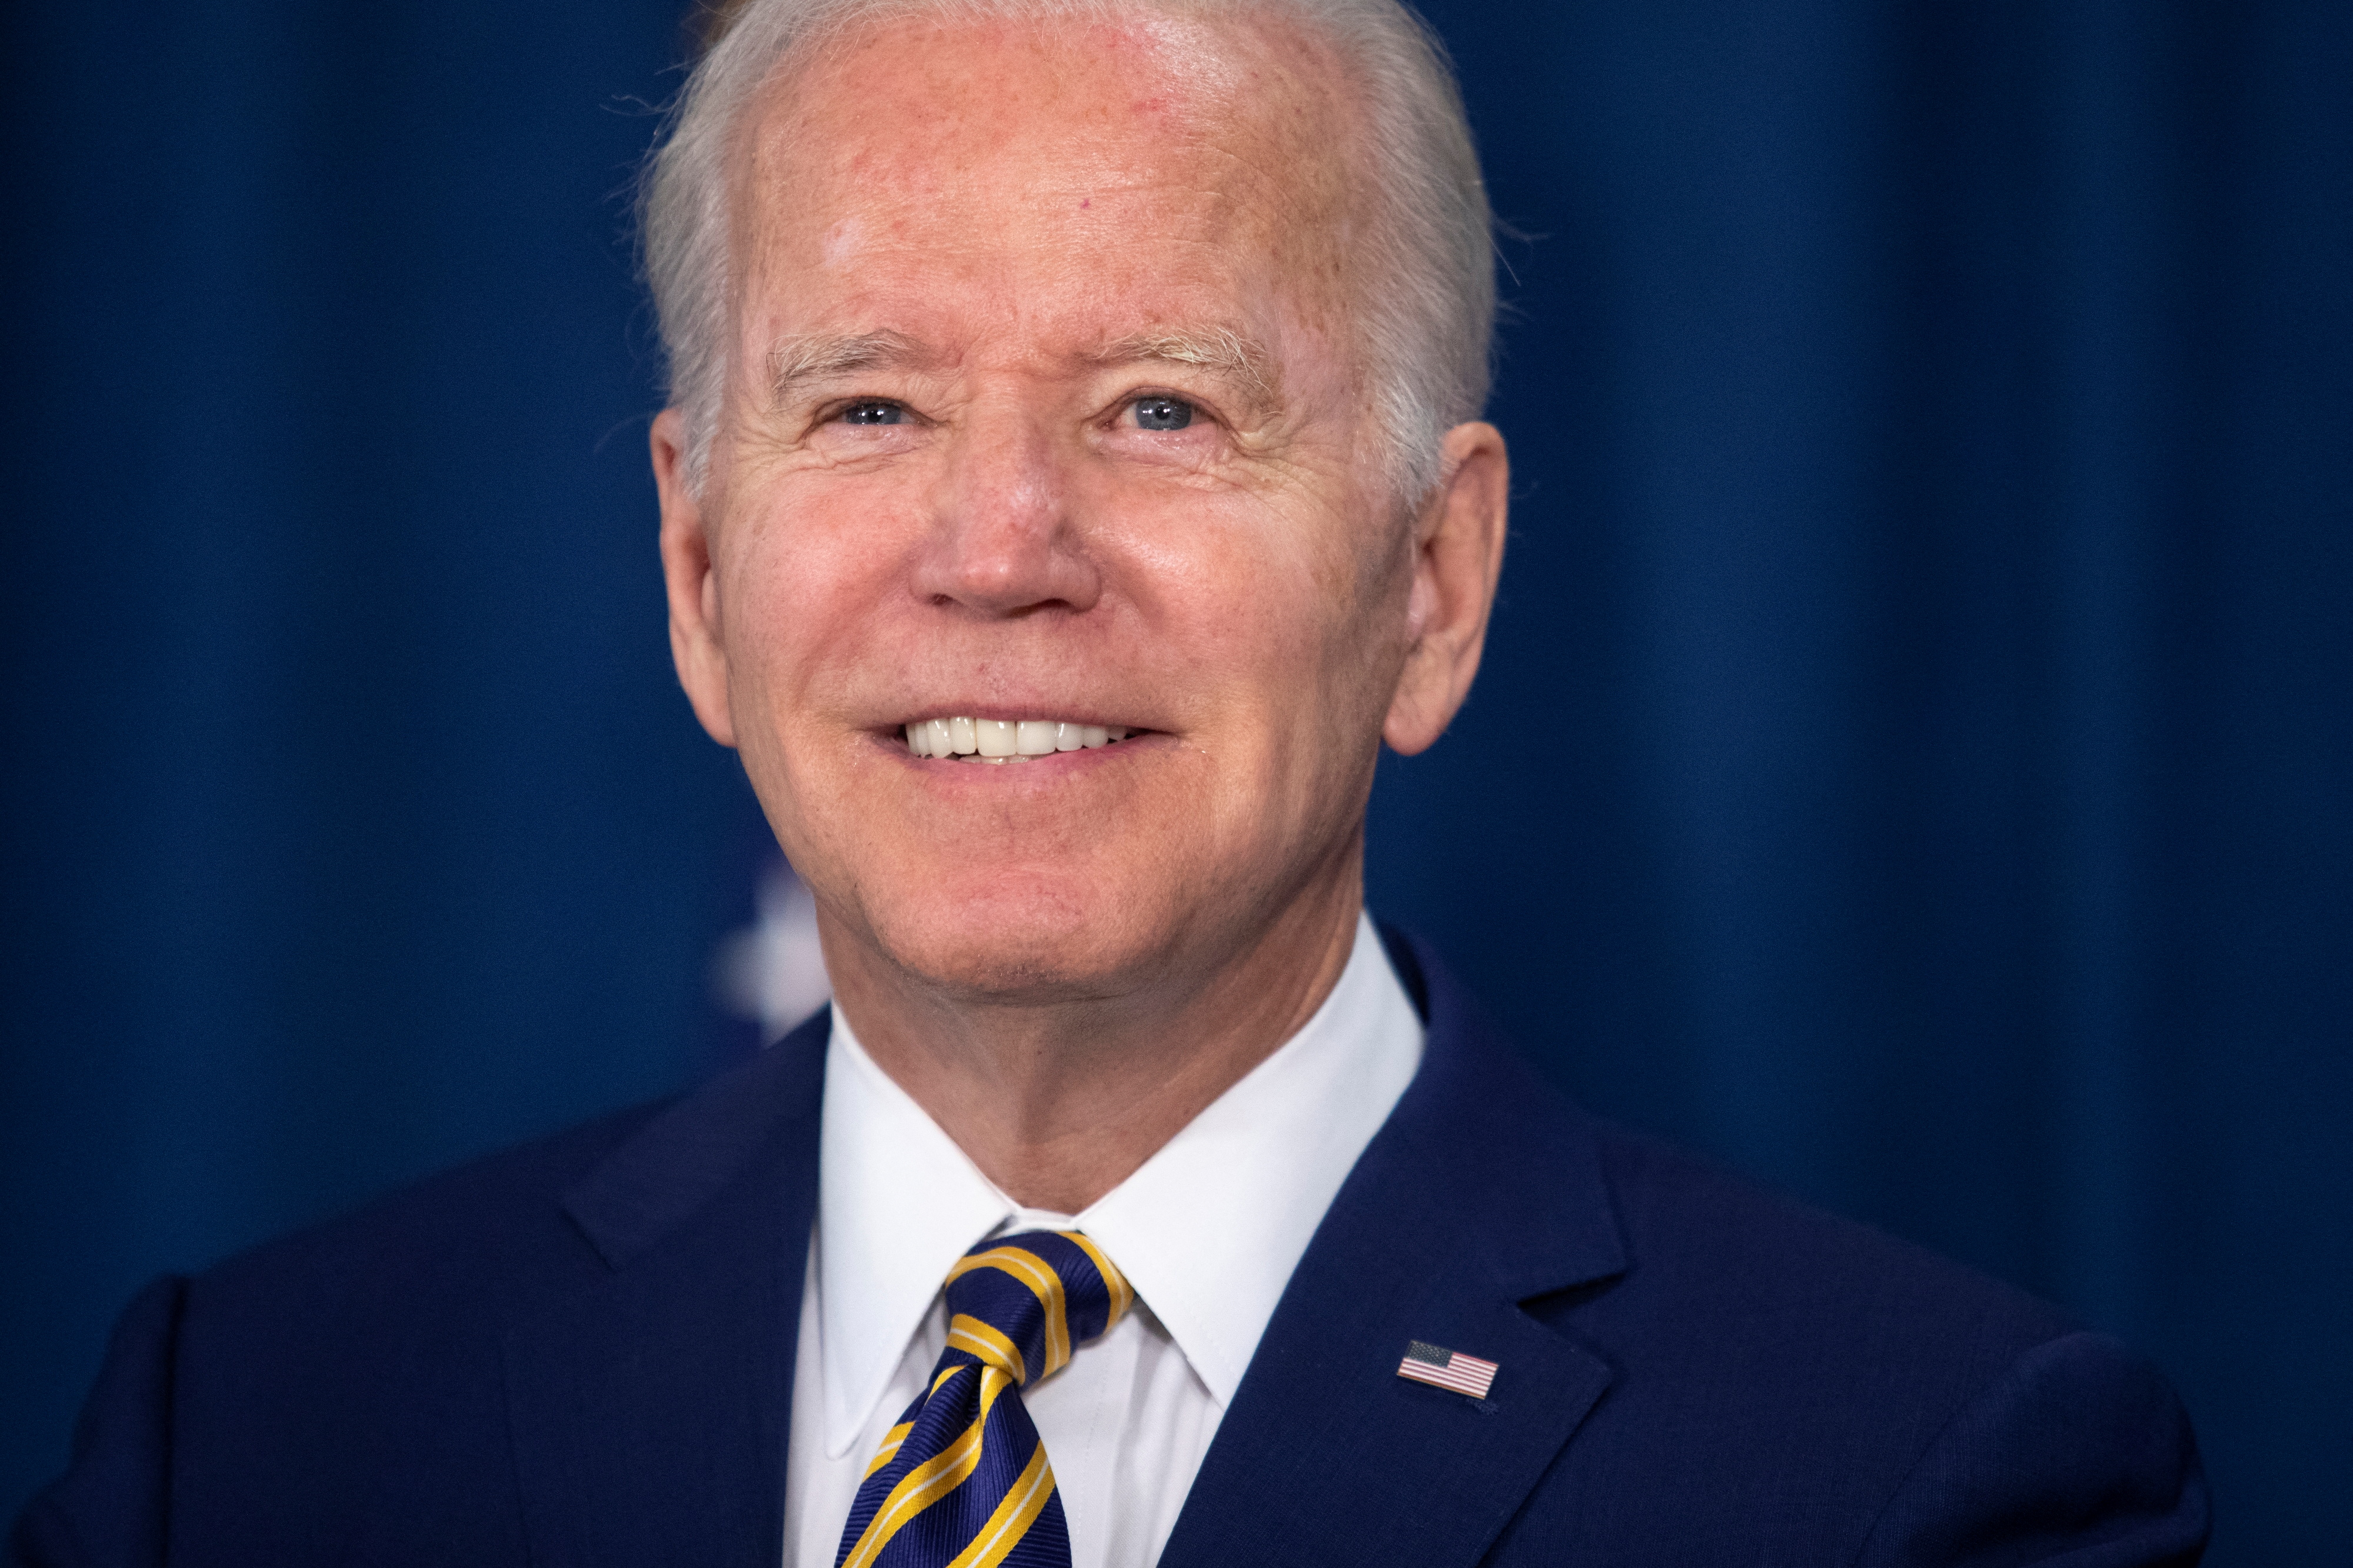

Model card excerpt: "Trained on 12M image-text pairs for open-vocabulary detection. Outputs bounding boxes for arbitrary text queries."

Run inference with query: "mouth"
[900,717,1142,764]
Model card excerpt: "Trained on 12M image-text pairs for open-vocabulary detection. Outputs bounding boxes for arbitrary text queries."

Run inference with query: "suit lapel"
[501,1012,830,1568]
[1159,935,1626,1568]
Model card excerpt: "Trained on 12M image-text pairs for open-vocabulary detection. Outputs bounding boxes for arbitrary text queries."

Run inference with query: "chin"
[863,870,1172,1003]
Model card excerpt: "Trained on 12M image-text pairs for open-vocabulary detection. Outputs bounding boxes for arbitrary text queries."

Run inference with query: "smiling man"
[653,5,1490,1235]
[13,2,2208,1566]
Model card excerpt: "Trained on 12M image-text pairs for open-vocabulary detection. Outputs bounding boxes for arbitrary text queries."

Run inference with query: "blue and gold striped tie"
[834,1230,1134,1568]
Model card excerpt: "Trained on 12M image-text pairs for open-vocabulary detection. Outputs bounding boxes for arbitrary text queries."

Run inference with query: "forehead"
[731,11,1368,348]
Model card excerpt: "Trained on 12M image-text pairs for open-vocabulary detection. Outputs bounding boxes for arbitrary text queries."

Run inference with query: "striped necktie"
[834,1229,1134,1568]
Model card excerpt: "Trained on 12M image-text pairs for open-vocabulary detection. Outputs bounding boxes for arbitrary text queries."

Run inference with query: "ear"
[1382,421,1508,756]
[653,408,738,748]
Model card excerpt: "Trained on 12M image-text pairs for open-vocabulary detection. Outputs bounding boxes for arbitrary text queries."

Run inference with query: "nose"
[909,408,1102,617]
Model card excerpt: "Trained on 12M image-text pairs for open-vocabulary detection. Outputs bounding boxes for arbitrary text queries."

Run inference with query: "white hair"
[639,0,1494,505]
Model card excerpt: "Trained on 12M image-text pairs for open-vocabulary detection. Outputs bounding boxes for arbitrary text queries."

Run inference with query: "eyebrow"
[1091,327,1280,413]
[764,323,1285,415]
[766,330,938,403]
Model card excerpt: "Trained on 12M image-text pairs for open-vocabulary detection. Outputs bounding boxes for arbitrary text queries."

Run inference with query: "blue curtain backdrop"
[2,1,2344,1558]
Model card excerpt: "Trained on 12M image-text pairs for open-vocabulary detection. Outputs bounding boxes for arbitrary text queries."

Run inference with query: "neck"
[822,863,1365,1215]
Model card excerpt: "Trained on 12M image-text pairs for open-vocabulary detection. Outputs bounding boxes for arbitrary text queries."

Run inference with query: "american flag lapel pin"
[1396,1339,1499,1400]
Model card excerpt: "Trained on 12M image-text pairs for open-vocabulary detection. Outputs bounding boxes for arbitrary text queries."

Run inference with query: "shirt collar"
[815,1017,1012,1456]
[815,911,1425,1454]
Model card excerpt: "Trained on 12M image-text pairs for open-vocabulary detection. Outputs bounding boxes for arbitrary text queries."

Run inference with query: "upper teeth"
[904,718,1132,760]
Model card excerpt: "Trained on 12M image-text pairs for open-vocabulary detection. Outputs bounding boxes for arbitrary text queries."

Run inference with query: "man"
[14,1,2208,1564]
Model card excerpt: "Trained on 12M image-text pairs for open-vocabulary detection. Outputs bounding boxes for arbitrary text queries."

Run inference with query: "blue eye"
[1131,396,1194,431]
[839,400,905,426]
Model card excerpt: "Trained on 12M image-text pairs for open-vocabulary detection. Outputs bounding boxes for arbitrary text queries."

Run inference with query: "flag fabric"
[1395,1340,1499,1399]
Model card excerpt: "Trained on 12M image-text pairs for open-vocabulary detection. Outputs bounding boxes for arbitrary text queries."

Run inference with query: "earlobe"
[1381,422,1508,758]
[652,410,739,749]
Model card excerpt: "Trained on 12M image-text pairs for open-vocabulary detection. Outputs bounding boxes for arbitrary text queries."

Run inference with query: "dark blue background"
[3,1,2345,1557]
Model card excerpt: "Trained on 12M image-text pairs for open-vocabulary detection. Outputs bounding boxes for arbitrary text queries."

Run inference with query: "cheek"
[715,494,893,702]
[1108,490,1394,735]
[1284,513,1415,743]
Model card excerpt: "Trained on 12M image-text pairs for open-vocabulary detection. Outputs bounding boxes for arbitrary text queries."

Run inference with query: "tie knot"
[941,1230,1132,1389]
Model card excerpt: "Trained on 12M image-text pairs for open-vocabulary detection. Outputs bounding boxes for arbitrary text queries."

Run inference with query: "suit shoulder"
[1575,1119,2078,1371]
[14,1097,688,1564]
[1487,1117,2206,1563]
[1486,1118,2205,1561]
[196,1093,673,1317]
[188,1016,830,1335]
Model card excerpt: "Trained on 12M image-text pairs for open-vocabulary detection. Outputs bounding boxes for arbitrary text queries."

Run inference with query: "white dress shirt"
[781,912,1425,1568]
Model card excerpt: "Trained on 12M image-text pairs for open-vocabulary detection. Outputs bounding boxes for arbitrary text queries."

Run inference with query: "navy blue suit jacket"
[14,933,2207,1565]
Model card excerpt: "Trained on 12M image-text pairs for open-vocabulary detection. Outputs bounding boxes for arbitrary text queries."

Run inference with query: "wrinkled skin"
[655,11,1507,1209]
